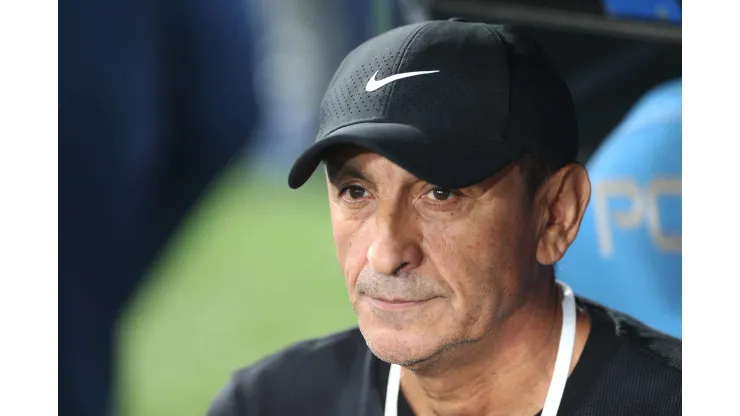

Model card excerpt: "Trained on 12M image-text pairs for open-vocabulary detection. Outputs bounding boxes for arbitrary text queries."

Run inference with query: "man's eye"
[342,185,369,201]
[426,188,454,202]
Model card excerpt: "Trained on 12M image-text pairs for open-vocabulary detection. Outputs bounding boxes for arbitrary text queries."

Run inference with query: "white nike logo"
[365,69,440,92]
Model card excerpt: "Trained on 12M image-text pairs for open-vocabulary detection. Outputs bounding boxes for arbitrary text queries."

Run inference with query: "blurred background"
[59,0,681,415]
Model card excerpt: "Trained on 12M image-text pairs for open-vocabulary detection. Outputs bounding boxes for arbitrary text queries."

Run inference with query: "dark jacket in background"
[59,1,259,414]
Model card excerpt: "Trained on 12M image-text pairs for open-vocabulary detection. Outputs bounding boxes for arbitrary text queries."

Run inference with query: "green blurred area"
[115,162,357,416]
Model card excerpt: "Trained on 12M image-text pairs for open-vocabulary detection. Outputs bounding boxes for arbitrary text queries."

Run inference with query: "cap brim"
[287,122,523,189]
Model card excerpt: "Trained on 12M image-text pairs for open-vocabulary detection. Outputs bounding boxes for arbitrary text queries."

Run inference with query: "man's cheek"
[337,236,368,290]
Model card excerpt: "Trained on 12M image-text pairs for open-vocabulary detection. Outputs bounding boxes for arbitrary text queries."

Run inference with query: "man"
[209,20,681,416]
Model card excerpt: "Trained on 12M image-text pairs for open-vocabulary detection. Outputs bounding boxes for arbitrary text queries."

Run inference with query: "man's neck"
[399,281,591,416]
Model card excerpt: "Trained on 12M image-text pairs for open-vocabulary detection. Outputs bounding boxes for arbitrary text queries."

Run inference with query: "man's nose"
[367,207,422,275]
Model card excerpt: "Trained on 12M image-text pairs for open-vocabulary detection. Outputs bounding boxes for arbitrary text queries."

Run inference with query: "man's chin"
[359,325,442,367]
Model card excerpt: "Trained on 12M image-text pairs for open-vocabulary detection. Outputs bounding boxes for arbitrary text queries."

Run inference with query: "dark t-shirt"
[208,299,681,416]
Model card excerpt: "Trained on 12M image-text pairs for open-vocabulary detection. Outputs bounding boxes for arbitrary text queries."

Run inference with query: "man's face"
[325,148,543,367]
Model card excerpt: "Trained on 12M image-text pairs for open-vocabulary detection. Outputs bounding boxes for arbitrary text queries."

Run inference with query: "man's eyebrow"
[325,160,369,184]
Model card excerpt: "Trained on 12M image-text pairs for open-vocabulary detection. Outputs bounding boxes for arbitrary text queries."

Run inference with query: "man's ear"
[535,163,591,265]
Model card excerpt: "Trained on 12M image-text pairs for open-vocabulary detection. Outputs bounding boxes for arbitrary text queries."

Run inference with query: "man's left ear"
[535,163,591,265]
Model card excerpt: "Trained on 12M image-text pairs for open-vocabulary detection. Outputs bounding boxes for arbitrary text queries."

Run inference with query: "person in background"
[58,0,259,415]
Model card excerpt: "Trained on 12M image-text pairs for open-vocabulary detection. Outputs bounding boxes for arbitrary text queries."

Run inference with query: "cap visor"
[287,122,522,189]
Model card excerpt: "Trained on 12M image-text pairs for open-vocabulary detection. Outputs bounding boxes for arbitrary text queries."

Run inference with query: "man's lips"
[368,296,437,311]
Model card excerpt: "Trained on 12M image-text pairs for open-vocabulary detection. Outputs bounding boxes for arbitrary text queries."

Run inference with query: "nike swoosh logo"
[365,70,440,92]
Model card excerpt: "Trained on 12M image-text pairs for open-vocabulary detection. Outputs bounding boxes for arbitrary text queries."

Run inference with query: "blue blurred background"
[58,1,681,415]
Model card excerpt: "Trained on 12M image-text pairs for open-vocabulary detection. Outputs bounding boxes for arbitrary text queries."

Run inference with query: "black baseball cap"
[288,19,578,189]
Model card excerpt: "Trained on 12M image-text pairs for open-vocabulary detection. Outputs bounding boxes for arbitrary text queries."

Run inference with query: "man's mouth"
[368,296,437,311]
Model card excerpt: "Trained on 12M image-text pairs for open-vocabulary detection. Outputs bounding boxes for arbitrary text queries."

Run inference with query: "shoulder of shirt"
[581,298,681,372]
[207,327,367,416]
[569,299,681,413]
